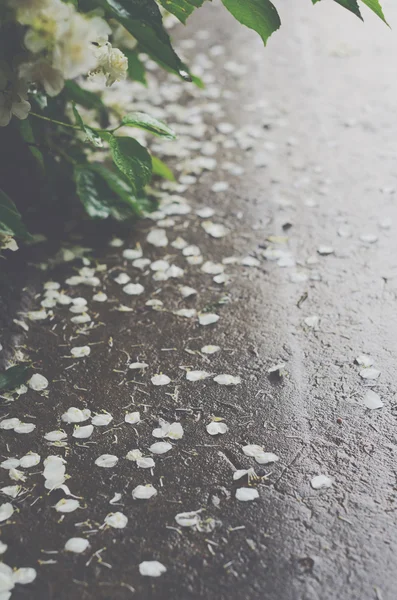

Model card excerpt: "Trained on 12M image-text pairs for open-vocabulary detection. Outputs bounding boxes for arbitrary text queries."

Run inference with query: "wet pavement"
[1,1,397,599]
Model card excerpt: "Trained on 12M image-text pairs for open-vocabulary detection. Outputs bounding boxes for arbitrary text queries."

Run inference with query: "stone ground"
[1,1,397,599]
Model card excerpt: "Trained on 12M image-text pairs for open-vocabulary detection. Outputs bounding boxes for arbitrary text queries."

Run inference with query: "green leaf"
[124,49,147,85]
[74,164,145,220]
[333,0,362,19]
[157,0,206,24]
[107,136,152,193]
[74,165,112,219]
[95,0,191,80]
[64,81,108,125]
[151,155,175,181]
[0,189,30,240]
[0,364,31,392]
[72,103,103,147]
[88,164,144,215]
[16,119,45,171]
[120,112,176,139]
[360,0,388,23]
[220,0,281,45]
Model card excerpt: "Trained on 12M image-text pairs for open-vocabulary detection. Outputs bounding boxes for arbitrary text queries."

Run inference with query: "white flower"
[12,0,51,23]
[19,59,64,97]
[0,68,31,127]
[92,43,128,87]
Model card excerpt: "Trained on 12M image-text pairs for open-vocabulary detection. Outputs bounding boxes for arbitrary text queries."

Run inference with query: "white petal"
[125,412,140,425]
[44,430,67,442]
[362,390,383,410]
[129,362,148,370]
[114,273,130,285]
[147,229,168,247]
[149,442,172,455]
[95,454,118,468]
[1,486,21,499]
[136,457,155,469]
[235,488,259,502]
[1,458,20,469]
[359,368,381,380]
[254,452,279,465]
[186,370,211,381]
[54,499,80,513]
[202,221,229,238]
[174,308,197,318]
[105,512,128,528]
[70,346,91,358]
[304,315,320,328]
[109,492,122,504]
[201,345,220,355]
[123,283,144,296]
[65,538,89,553]
[240,256,260,267]
[310,475,333,489]
[19,453,40,468]
[28,373,48,391]
[12,568,36,585]
[206,422,228,435]
[91,413,113,426]
[123,246,142,260]
[14,422,35,434]
[317,246,334,255]
[62,408,91,424]
[151,374,171,386]
[355,354,374,367]
[0,418,20,430]
[179,286,197,298]
[198,313,219,326]
[73,425,94,439]
[139,561,167,577]
[213,374,241,386]
[132,484,157,500]
[166,423,184,440]
[93,291,107,302]
[242,444,263,457]
[201,261,224,275]
[0,503,14,522]
[175,510,202,527]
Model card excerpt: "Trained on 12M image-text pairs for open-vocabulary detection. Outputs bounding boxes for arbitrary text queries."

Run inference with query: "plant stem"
[30,112,116,135]
[30,112,80,130]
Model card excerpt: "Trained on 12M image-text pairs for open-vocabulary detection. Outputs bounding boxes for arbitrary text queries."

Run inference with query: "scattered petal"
[139,561,166,577]
[311,475,333,489]
[362,390,383,410]
[123,283,144,296]
[206,422,228,435]
[125,412,140,425]
[186,370,212,381]
[132,484,157,500]
[105,512,128,529]
[95,455,118,468]
[28,373,48,391]
[235,488,259,502]
[151,374,171,386]
[149,442,172,455]
[213,374,240,386]
[65,538,89,553]
[198,313,219,326]
[54,499,80,513]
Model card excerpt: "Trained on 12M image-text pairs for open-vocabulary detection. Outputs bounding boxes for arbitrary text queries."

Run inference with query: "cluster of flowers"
[0,0,129,126]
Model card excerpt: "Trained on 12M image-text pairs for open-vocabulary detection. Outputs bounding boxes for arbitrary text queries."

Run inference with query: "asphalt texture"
[1,1,397,599]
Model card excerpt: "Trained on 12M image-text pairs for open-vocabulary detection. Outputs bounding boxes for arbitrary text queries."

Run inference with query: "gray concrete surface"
[1,1,397,599]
